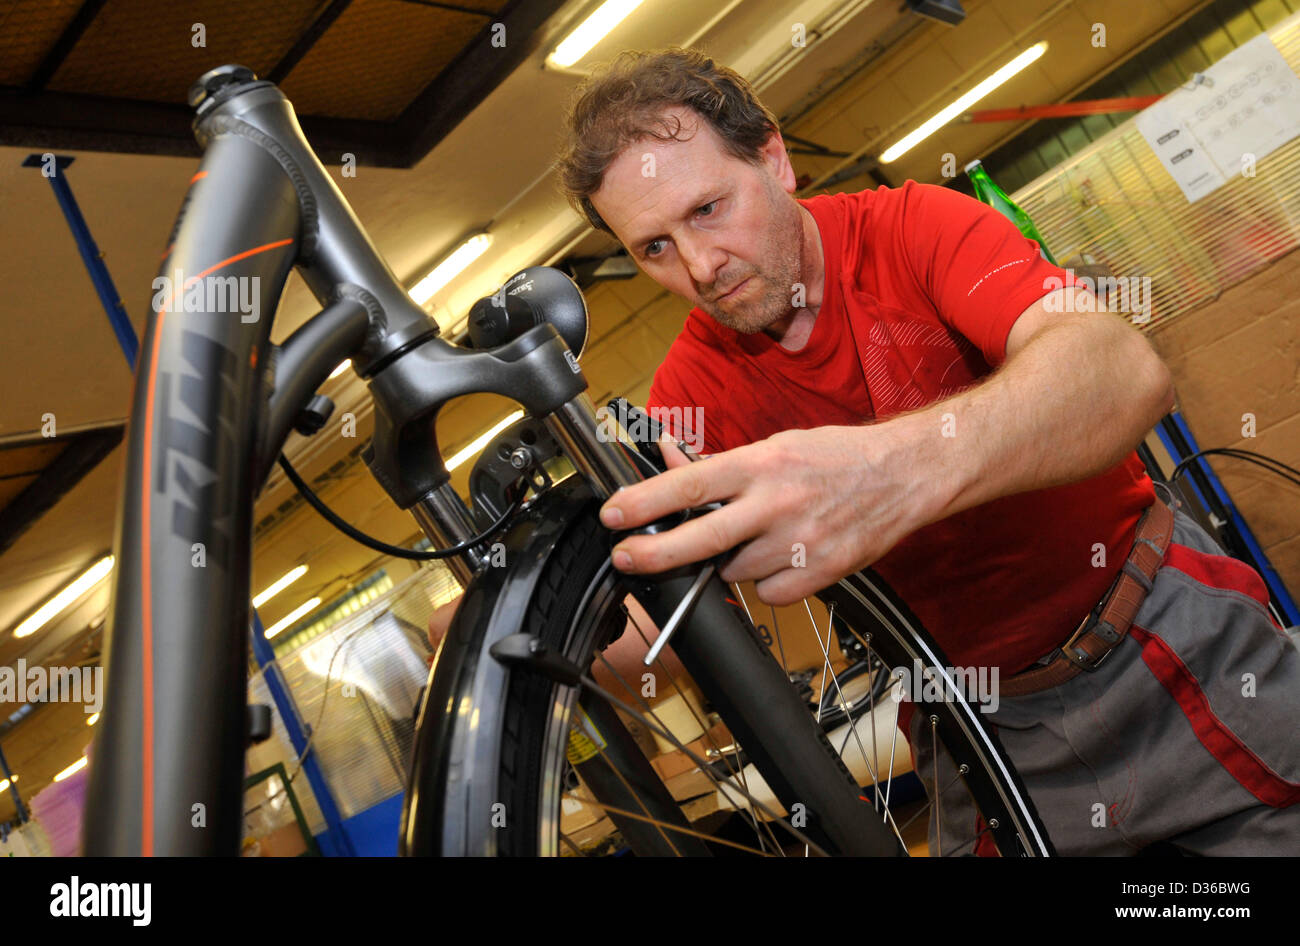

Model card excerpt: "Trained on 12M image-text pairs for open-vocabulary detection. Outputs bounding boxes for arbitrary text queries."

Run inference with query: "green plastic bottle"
[964,159,1058,264]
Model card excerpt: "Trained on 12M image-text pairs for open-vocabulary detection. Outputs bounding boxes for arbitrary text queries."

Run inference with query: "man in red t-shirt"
[640,177,1159,679]
[539,49,1300,856]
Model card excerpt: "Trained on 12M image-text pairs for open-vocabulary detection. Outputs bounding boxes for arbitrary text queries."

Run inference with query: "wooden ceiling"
[0,0,567,166]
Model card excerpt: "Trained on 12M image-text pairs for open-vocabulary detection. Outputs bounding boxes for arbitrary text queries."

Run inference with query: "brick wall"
[1146,247,1300,606]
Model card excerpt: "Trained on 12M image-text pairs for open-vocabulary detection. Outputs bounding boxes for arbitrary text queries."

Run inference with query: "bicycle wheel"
[477,502,1053,857]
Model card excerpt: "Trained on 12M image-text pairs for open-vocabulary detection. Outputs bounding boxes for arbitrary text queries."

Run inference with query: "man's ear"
[759,129,797,193]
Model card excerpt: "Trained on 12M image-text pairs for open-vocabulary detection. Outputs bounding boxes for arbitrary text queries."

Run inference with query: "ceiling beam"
[0,87,408,166]
[267,0,355,85]
[24,0,109,93]
[0,425,124,559]
[394,0,569,165]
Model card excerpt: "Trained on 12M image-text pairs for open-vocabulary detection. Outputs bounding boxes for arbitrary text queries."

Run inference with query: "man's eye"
[697,201,718,216]
[644,240,665,258]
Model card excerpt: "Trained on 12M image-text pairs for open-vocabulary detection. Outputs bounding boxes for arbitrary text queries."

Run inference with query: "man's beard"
[701,188,804,335]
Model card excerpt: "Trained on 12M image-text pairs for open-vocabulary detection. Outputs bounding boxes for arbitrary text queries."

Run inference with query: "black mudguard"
[399,473,596,856]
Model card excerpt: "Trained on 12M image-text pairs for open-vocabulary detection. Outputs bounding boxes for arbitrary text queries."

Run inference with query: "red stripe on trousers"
[973,810,999,857]
[1129,624,1300,807]
[1164,540,1284,628]
[1162,543,1281,629]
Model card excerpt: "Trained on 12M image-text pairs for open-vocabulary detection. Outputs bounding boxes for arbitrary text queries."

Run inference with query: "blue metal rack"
[23,154,138,366]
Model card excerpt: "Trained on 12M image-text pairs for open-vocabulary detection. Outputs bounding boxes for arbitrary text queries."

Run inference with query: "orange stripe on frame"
[184,239,294,287]
[139,233,294,854]
[139,306,163,856]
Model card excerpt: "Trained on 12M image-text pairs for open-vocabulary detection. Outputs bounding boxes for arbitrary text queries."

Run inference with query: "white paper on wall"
[1136,31,1300,202]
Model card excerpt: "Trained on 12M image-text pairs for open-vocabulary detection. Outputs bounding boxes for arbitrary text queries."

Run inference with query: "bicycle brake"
[489,633,584,686]
[606,398,666,469]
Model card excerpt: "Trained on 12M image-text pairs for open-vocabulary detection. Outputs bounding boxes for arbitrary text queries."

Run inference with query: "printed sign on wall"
[1137,31,1300,202]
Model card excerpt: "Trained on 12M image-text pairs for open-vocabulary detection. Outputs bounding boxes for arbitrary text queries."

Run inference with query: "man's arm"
[894,285,1175,524]
[599,287,1175,606]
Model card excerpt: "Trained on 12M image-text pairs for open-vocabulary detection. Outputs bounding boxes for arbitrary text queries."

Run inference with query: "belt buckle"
[1060,563,1127,673]
[1060,614,1111,672]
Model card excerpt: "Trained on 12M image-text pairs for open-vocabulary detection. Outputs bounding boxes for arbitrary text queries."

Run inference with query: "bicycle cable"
[246,451,529,816]
[276,453,528,560]
[246,453,529,816]
[1169,447,1300,490]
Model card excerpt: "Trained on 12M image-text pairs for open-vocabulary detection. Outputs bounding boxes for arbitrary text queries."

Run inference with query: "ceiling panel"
[281,0,503,120]
[0,0,83,87]
[45,0,324,102]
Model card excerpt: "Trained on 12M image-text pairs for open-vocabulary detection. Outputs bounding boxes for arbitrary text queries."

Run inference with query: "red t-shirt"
[647,181,1155,675]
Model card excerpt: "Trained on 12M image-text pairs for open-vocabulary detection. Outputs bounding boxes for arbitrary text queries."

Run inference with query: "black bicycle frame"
[83,65,901,857]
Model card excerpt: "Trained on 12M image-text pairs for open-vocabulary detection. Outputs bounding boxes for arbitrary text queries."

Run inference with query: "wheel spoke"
[587,733,686,856]
[559,831,583,856]
[804,600,910,852]
[883,684,900,822]
[931,714,941,858]
[896,768,966,835]
[562,794,776,856]
[827,619,910,827]
[611,606,783,855]
[803,600,882,797]
[576,672,831,855]
[738,586,911,855]
[587,648,777,855]
[864,634,881,812]
[619,602,783,855]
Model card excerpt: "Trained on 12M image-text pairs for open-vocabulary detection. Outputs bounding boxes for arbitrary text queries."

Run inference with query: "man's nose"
[677,234,724,289]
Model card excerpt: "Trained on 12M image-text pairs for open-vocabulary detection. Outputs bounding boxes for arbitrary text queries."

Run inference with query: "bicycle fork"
[416,391,902,856]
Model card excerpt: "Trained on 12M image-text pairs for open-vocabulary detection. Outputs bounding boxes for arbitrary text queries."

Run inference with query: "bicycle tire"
[473,503,1053,857]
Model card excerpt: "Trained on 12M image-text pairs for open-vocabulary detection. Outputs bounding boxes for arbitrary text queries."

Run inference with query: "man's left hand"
[599,423,950,606]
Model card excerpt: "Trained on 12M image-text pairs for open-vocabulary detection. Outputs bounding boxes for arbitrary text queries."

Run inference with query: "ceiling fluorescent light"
[410,233,493,306]
[265,597,322,640]
[547,0,646,68]
[446,411,526,472]
[54,757,88,782]
[13,555,115,639]
[879,41,1048,163]
[252,565,309,608]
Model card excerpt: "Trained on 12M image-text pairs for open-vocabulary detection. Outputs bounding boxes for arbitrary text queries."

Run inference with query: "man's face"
[590,106,805,335]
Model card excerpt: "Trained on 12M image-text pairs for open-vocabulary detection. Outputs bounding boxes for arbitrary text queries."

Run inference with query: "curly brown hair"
[555,47,780,236]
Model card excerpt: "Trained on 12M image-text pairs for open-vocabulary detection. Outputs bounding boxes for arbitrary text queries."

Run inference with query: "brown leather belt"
[1001,497,1176,698]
